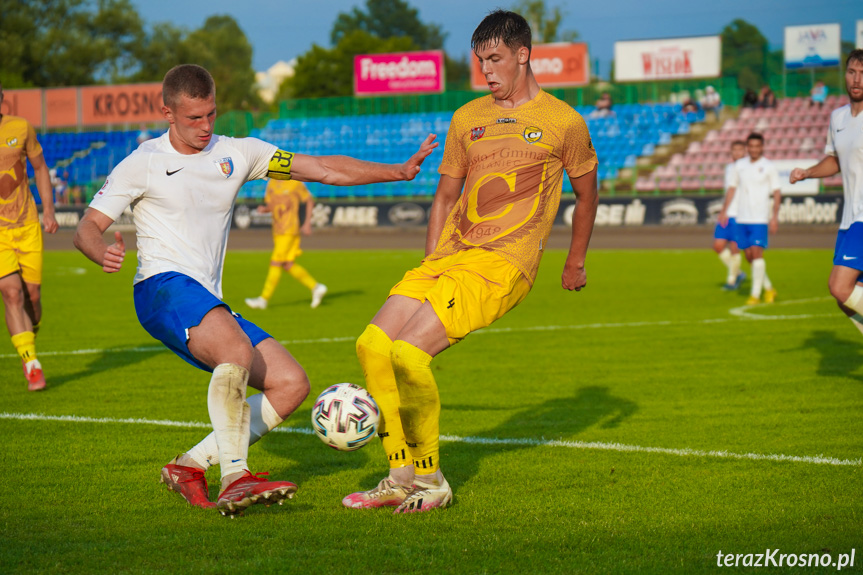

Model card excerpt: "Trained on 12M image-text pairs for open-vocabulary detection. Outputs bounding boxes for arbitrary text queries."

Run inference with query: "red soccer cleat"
[216,471,297,517]
[23,359,46,392]
[160,458,216,509]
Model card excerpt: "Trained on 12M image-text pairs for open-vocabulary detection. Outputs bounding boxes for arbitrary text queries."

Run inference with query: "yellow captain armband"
[267,149,294,180]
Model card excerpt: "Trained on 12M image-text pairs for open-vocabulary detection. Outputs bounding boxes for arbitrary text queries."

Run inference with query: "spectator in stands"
[700,86,722,121]
[681,97,700,114]
[0,81,58,392]
[68,185,84,206]
[757,86,777,108]
[590,92,614,118]
[809,81,827,108]
[742,89,758,108]
[49,168,68,205]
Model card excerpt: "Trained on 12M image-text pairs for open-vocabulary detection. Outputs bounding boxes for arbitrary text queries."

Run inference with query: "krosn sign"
[354,51,444,96]
[784,24,841,69]
[471,43,590,89]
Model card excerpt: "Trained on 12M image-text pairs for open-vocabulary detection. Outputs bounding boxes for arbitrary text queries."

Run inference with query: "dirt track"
[46,224,838,253]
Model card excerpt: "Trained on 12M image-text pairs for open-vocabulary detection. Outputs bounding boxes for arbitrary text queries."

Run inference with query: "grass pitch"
[1,244,861,574]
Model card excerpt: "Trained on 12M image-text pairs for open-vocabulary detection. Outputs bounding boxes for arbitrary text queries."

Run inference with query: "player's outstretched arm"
[73,208,125,273]
[563,167,598,291]
[789,155,840,183]
[286,134,438,186]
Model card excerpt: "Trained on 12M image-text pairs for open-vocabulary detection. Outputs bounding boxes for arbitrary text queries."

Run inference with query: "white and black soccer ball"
[311,383,380,451]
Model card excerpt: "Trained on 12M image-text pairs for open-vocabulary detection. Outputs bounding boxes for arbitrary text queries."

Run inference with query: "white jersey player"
[719,133,781,305]
[713,140,747,290]
[791,50,863,336]
[73,64,438,516]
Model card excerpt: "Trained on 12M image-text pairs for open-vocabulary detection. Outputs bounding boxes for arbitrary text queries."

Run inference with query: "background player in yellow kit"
[0,82,58,391]
[245,179,327,310]
[342,10,599,514]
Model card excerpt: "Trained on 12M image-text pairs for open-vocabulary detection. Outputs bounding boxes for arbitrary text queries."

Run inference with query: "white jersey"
[729,156,781,224]
[90,132,277,298]
[723,162,739,218]
[825,105,863,230]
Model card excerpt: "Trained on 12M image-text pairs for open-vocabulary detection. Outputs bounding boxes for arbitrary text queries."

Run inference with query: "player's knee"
[828,277,854,304]
[0,283,25,307]
[25,285,41,305]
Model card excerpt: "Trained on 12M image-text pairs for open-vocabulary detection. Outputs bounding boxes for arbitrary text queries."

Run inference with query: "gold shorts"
[270,233,302,264]
[0,222,43,284]
[390,249,531,345]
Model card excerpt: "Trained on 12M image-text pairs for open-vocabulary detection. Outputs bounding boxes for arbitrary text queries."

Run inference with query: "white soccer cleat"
[311,284,327,309]
[245,296,267,310]
[342,477,412,509]
[393,477,452,514]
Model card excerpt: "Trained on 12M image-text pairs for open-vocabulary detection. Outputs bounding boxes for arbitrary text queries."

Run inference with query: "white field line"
[1,412,858,467]
[0,299,839,360]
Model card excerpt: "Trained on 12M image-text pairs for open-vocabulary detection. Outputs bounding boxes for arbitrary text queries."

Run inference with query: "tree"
[330,0,445,50]
[126,22,190,83]
[181,15,263,111]
[0,0,145,87]
[290,30,418,98]
[721,19,770,90]
[510,0,578,43]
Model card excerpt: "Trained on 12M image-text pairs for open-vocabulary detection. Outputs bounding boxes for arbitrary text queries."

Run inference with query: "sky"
[130,0,861,78]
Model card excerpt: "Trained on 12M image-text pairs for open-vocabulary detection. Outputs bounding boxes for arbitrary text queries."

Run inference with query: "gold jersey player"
[245,179,327,310]
[343,10,598,514]
[0,83,58,391]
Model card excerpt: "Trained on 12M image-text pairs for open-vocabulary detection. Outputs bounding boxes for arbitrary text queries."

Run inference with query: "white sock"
[730,253,742,282]
[750,258,765,298]
[718,248,733,282]
[187,392,284,469]
[207,363,251,480]
[843,285,863,315]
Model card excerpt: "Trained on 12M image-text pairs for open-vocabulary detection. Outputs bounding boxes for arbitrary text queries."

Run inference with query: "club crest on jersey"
[215,157,234,178]
[470,126,485,141]
[5,137,19,147]
[523,126,543,144]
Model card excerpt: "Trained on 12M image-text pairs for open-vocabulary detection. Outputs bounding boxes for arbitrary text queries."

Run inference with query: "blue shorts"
[736,224,768,250]
[713,217,738,242]
[133,272,271,372]
[833,223,863,272]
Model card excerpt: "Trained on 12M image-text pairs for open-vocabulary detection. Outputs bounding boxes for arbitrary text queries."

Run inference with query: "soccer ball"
[311,383,380,451]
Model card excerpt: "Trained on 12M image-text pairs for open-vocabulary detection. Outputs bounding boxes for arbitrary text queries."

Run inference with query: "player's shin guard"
[356,324,412,468]
[11,331,36,363]
[288,264,318,291]
[718,247,733,278]
[390,340,440,474]
[730,253,742,283]
[186,392,284,469]
[261,266,282,300]
[843,285,863,315]
[207,363,251,479]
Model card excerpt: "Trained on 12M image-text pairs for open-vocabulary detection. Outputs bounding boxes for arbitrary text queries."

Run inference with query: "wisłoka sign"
[614,36,721,82]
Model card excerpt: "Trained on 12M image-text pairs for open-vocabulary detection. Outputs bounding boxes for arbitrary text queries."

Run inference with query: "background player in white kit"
[713,140,747,290]
[719,132,781,305]
[73,64,437,516]
[790,50,863,335]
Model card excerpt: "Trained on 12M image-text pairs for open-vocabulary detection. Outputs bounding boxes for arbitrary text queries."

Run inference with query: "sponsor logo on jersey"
[95,178,110,197]
[523,126,542,143]
[497,118,517,124]
[215,157,234,178]
[470,126,485,141]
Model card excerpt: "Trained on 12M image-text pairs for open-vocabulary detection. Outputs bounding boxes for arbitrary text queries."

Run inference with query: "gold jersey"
[264,179,311,236]
[0,115,42,229]
[432,90,597,284]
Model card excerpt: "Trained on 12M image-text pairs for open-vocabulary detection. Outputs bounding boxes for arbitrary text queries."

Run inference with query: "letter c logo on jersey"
[523,126,542,144]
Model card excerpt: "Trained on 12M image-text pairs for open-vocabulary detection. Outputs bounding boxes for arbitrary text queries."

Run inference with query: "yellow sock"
[11,331,37,363]
[261,265,282,300]
[356,325,412,468]
[289,264,318,291]
[391,340,439,473]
